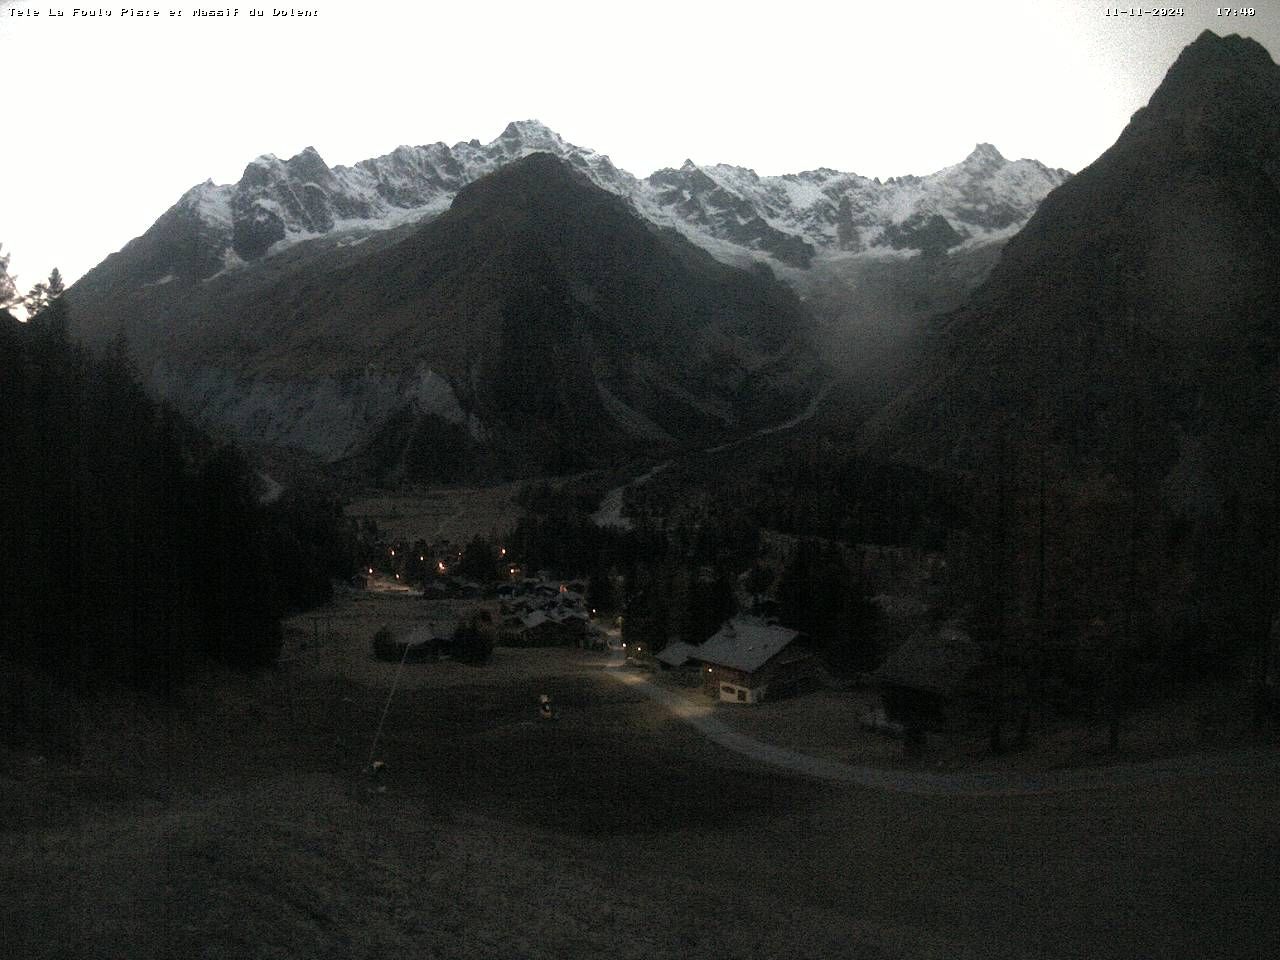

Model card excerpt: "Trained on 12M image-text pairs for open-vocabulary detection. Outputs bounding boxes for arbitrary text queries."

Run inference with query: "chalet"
[654,640,701,683]
[522,610,557,644]
[498,607,590,646]
[494,576,594,646]
[656,641,697,670]
[373,622,441,662]
[498,610,550,645]
[870,623,984,734]
[692,616,818,704]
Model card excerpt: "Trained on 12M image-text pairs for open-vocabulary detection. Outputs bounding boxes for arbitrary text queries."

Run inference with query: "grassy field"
[3,592,1278,959]
[650,672,1278,775]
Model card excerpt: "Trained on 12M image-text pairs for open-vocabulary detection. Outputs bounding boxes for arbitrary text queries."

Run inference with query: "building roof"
[402,623,440,648]
[693,617,800,674]
[872,624,982,695]
[656,641,697,667]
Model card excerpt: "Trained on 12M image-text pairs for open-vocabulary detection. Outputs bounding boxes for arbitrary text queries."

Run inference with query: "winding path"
[591,462,671,529]
[592,382,835,530]
[604,668,1280,797]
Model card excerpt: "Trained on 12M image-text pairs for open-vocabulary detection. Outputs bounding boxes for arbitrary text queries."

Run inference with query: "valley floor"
[2,593,1277,959]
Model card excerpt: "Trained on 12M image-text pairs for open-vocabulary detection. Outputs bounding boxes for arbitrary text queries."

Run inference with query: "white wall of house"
[717,681,764,704]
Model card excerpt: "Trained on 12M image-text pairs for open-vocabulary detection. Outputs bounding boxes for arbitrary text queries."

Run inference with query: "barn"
[870,623,984,735]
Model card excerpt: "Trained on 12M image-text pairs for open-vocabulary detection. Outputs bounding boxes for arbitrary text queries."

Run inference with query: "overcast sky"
[2,1,1278,290]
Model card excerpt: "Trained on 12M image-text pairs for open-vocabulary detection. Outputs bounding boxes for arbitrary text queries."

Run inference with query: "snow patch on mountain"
[158,121,1070,281]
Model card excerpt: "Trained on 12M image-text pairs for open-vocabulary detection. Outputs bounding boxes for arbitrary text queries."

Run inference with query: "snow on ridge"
[264,199,451,259]
[166,122,1070,278]
[623,143,1069,259]
[179,181,234,228]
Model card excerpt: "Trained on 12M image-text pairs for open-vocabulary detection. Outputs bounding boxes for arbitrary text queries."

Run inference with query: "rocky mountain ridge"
[71,154,820,478]
[111,119,1069,286]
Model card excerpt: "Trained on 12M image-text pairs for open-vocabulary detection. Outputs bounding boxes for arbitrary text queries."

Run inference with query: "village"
[314,508,1265,774]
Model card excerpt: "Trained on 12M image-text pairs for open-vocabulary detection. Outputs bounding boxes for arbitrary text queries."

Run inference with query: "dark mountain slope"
[869,30,1280,472]
[864,31,1280,684]
[0,317,353,705]
[73,154,819,479]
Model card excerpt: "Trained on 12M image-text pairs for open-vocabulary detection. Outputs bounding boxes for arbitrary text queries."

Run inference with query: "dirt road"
[6,640,1279,959]
[592,383,833,529]
[605,667,1280,796]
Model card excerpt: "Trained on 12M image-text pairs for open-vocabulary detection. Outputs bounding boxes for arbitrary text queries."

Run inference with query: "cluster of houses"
[643,612,985,763]
[650,615,823,704]
[353,534,515,594]
[497,578,602,647]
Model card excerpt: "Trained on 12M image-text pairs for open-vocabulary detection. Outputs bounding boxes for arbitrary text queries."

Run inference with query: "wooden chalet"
[870,623,984,732]
[692,616,818,704]
[656,641,698,670]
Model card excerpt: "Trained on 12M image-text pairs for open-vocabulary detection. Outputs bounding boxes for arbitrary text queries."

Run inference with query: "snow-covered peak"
[964,142,1005,164]
[497,119,567,150]
[177,179,234,229]
[631,141,1070,262]
[156,123,1071,280]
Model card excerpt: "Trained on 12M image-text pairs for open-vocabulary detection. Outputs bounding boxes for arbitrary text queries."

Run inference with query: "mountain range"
[72,154,818,479]
[83,119,1069,287]
[67,120,1069,475]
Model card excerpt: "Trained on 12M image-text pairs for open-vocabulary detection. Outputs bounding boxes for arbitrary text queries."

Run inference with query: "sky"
[1,1,1278,291]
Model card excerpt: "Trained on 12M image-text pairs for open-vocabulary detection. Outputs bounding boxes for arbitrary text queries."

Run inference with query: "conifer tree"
[23,280,48,318]
[41,268,69,339]
[0,244,18,309]
[25,268,69,340]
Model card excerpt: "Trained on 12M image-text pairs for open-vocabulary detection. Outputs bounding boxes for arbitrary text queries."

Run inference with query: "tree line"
[1,252,353,749]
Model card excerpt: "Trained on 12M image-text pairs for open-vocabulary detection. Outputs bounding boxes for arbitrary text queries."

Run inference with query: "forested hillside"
[0,282,352,725]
